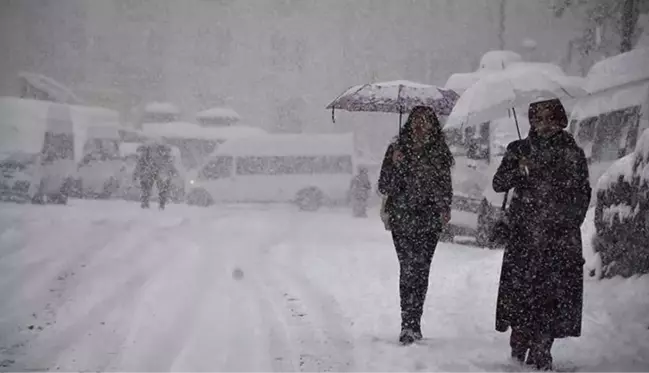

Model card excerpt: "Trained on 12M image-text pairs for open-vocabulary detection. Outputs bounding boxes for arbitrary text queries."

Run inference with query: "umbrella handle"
[512,107,522,140]
[331,107,336,123]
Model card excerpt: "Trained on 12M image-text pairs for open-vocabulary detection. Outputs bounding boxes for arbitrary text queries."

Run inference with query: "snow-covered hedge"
[593,128,649,278]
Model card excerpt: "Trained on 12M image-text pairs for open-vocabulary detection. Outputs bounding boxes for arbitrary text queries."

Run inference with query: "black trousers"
[140,175,170,207]
[391,227,440,331]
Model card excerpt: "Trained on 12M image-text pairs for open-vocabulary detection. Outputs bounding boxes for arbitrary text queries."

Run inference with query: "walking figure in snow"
[378,106,454,345]
[349,166,371,217]
[133,143,177,210]
[492,98,591,371]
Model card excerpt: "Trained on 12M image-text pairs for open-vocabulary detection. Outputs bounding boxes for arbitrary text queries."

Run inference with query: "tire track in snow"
[254,216,356,373]
[8,218,192,371]
[108,212,240,372]
[0,219,138,369]
[267,260,356,372]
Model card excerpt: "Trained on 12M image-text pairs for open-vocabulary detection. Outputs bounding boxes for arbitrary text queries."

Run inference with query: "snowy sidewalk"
[0,200,647,371]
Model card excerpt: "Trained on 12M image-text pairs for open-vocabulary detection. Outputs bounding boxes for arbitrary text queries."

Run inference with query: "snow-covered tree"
[553,0,649,68]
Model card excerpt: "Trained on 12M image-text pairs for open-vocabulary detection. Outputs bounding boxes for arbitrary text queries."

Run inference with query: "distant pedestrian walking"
[134,143,177,210]
[349,166,371,217]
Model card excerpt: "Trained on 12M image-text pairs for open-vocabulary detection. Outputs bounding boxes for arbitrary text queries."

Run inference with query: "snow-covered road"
[0,201,647,372]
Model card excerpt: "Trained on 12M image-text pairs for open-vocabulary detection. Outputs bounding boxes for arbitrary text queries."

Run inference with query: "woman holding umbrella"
[492,98,591,370]
[378,105,454,345]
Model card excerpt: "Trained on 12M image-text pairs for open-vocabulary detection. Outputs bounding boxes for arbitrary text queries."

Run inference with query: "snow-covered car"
[116,142,186,203]
[0,152,43,203]
[568,47,649,189]
[0,97,124,204]
[73,133,124,199]
[443,114,527,246]
[592,128,649,278]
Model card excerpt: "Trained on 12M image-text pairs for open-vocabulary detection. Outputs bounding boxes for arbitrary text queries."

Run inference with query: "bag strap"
[501,190,509,211]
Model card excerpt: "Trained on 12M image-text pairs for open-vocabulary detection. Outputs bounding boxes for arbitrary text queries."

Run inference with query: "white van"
[186,133,356,210]
[0,97,121,203]
[568,47,649,188]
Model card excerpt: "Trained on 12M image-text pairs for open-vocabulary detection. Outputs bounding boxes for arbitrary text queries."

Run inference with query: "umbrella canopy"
[445,66,588,131]
[326,80,459,120]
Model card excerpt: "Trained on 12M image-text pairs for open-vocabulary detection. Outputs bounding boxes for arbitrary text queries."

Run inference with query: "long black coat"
[378,140,453,233]
[493,130,591,338]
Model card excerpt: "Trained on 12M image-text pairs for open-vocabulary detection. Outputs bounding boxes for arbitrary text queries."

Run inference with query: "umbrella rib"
[558,85,575,99]
[326,83,369,109]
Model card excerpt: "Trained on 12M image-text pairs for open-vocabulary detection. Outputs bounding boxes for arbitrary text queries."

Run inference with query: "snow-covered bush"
[593,128,649,278]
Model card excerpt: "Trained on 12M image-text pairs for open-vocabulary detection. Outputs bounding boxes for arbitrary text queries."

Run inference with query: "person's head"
[401,106,442,145]
[399,105,454,167]
[528,98,568,138]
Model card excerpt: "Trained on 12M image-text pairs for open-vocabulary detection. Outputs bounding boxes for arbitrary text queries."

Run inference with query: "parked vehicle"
[141,121,267,171]
[0,97,123,204]
[186,133,356,211]
[73,125,124,199]
[568,47,649,189]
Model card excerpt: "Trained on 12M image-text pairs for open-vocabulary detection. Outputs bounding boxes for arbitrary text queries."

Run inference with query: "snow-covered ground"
[0,201,647,372]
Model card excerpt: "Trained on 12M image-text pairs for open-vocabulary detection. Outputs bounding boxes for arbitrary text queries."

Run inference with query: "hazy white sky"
[0,0,582,137]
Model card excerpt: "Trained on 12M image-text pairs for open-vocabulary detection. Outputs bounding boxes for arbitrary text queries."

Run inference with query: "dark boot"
[527,336,553,371]
[510,328,531,363]
[140,179,152,209]
[413,323,423,340]
[399,328,416,345]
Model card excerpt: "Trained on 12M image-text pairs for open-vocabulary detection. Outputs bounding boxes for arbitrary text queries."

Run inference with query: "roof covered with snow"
[18,71,84,105]
[570,81,649,120]
[144,101,180,115]
[196,107,241,120]
[142,121,266,141]
[586,47,649,93]
[211,133,355,157]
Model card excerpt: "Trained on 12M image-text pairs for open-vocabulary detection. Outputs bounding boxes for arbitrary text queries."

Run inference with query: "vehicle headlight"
[189,179,195,185]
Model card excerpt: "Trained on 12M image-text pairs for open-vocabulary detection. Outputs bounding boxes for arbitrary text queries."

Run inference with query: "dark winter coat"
[134,145,177,182]
[493,129,591,338]
[378,140,453,234]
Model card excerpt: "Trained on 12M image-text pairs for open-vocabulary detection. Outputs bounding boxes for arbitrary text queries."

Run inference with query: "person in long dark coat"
[493,98,591,370]
[378,106,454,345]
